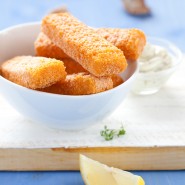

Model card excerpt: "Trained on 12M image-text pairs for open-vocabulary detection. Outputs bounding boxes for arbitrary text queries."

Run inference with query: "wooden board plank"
[0,146,185,171]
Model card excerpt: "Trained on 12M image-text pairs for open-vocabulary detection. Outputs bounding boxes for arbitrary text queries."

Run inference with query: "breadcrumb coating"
[1,56,66,89]
[40,72,113,95]
[34,32,69,59]
[96,28,146,61]
[34,34,124,87]
[62,58,87,74]
[35,28,146,62]
[111,74,124,87]
[61,59,123,88]
[42,13,127,77]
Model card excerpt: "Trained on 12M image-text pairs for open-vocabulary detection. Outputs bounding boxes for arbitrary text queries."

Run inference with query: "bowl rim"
[138,36,183,75]
[0,21,41,34]
[0,22,139,99]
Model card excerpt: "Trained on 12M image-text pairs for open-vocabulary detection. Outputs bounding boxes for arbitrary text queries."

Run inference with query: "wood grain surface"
[0,146,185,171]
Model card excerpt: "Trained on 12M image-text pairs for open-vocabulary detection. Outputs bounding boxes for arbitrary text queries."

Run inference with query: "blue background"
[1,0,185,52]
[0,0,185,184]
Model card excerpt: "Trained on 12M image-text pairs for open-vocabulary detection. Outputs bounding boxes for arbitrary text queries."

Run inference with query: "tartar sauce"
[138,43,174,73]
[132,41,177,95]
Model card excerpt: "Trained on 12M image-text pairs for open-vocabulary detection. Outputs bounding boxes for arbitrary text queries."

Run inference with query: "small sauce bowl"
[132,37,183,95]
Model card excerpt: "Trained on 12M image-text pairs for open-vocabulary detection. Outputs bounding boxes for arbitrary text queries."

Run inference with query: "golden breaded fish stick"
[34,33,86,74]
[111,74,124,87]
[40,72,113,95]
[36,38,123,88]
[34,32,69,59]
[47,57,123,88]
[1,56,66,89]
[35,28,145,62]
[63,59,122,87]
[42,13,127,77]
[64,58,124,87]
[62,58,87,74]
[96,28,146,61]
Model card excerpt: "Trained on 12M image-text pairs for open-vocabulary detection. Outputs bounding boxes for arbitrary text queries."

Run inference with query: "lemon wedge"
[80,154,145,185]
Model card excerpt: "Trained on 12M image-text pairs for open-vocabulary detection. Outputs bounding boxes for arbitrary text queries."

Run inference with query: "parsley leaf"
[100,125,126,141]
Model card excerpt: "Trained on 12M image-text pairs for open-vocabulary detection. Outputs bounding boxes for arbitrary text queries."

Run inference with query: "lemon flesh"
[112,167,145,185]
[80,154,145,185]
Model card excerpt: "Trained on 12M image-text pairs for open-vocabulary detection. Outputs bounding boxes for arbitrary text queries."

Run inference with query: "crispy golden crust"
[64,59,124,88]
[35,28,145,62]
[42,13,127,77]
[62,58,87,74]
[111,74,124,87]
[96,28,146,61]
[34,33,86,74]
[1,56,66,89]
[40,72,113,95]
[34,32,69,59]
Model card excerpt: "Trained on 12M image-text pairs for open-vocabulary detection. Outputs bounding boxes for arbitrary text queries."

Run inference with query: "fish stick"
[34,32,69,59]
[63,60,123,88]
[63,59,123,87]
[46,57,123,87]
[62,58,87,74]
[1,56,66,89]
[42,13,127,77]
[63,58,124,86]
[34,36,125,84]
[96,28,146,61]
[34,34,86,74]
[35,28,145,61]
[40,72,113,95]
[111,74,124,87]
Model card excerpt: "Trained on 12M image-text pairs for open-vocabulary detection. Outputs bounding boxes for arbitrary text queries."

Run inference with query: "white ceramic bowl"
[132,37,182,95]
[0,23,138,130]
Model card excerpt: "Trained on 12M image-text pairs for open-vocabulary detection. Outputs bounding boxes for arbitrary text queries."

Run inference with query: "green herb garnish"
[117,126,126,137]
[100,125,126,141]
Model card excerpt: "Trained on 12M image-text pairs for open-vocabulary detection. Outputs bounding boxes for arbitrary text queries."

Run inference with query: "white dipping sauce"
[132,42,177,95]
[138,43,174,73]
